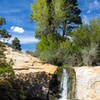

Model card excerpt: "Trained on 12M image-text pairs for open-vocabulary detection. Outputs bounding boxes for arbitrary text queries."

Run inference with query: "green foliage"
[0,17,6,26]
[81,43,97,66]
[71,18,100,66]
[37,34,59,52]
[0,41,5,59]
[72,24,91,48]
[37,34,67,66]
[12,37,22,51]
[0,17,14,84]
[37,34,60,65]
[0,17,11,42]
[96,43,100,66]
[20,89,27,100]
[0,60,14,79]
[37,17,100,67]
[31,0,100,67]
[31,0,82,38]
[31,0,50,38]
[0,17,11,60]
[37,34,82,66]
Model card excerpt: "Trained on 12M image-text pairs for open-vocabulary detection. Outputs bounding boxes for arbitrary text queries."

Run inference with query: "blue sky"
[0,0,100,51]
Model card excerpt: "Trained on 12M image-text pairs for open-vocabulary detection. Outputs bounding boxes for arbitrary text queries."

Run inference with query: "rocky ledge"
[4,46,57,75]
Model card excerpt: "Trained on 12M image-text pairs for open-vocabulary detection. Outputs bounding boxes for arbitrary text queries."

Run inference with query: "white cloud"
[9,36,39,44]
[87,0,100,13]
[87,10,91,14]
[94,0,99,6]
[11,26,24,33]
[83,15,89,24]
[20,37,39,44]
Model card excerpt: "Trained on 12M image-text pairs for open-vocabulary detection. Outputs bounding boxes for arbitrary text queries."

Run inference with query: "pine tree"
[12,37,21,51]
[0,17,11,60]
[0,17,11,42]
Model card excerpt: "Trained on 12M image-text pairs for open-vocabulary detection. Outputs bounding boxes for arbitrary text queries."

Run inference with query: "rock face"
[4,46,57,74]
[3,46,57,100]
[74,67,100,100]
[4,46,100,100]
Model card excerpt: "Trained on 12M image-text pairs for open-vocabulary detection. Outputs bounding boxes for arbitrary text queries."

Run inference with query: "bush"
[96,43,100,66]
[81,43,97,66]
[37,34,66,66]
[26,50,34,56]
[0,42,6,59]
[37,34,82,66]
[0,60,14,80]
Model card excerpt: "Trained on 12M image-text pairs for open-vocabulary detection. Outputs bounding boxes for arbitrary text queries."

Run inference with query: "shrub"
[0,60,14,80]
[37,34,82,66]
[81,43,97,66]
[26,50,34,56]
[96,43,100,66]
[37,34,67,66]
[12,37,22,51]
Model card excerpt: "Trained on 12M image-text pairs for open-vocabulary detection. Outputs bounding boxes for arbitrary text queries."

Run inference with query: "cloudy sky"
[0,0,100,51]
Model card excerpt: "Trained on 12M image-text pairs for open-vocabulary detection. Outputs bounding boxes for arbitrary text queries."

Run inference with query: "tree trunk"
[63,21,67,37]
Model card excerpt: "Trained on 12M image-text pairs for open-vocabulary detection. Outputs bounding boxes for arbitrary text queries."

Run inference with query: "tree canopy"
[0,17,11,60]
[31,0,82,38]
[0,17,11,42]
[12,37,22,51]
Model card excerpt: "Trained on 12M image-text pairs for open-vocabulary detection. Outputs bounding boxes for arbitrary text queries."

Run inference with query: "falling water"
[58,69,68,100]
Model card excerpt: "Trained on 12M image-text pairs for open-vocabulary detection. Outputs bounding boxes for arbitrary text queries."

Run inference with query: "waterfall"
[58,69,68,100]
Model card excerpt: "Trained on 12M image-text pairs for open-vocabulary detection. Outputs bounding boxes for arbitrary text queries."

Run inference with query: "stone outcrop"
[74,66,100,100]
[4,46,57,74]
[4,46,100,100]
[3,46,57,100]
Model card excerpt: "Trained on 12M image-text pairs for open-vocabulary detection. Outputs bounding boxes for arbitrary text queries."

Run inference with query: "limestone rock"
[74,66,100,100]
[4,46,57,74]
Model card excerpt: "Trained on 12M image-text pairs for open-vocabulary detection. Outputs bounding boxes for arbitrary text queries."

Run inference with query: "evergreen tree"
[0,17,11,60]
[0,17,14,79]
[12,37,21,51]
[0,17,11,42]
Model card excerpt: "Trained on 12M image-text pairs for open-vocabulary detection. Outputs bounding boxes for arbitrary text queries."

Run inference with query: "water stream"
[58,69,68,100]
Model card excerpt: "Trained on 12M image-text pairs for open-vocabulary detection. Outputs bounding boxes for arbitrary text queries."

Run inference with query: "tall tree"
[0,17,11,42]
[0,17,11,60]
[31,0,82,38]
[12,37,21,51]
[62,0,82,36]
[31,0,49,38]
